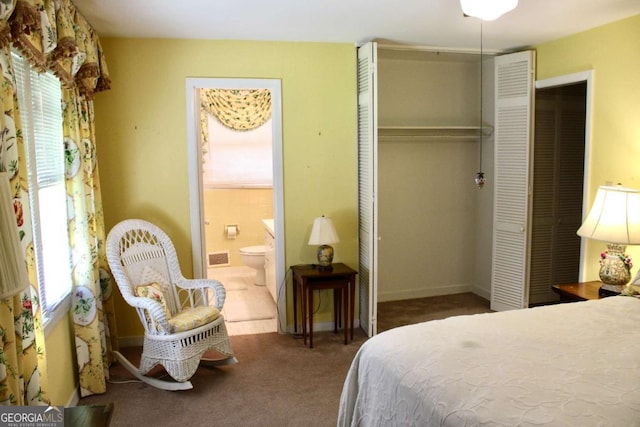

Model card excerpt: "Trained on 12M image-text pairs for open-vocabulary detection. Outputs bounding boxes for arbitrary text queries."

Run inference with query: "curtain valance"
[201,88,272,131]
[1,0,110,99]
[200,89,271,150]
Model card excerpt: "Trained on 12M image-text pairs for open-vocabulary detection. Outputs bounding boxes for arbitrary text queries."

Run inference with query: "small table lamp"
[577,185,640,295]
[308,216,340,269]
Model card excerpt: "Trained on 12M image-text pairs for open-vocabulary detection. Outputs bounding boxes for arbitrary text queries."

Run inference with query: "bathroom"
[201,88,277,335]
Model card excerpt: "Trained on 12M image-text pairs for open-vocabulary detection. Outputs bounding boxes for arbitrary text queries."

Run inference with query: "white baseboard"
[378,283,473,303]
[285,319,360,335]
[472,285,491,301]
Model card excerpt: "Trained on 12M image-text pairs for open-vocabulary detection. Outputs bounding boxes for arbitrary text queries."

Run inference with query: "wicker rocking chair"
[106,219,237,391]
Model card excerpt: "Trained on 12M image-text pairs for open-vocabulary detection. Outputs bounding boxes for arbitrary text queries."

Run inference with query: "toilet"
[239,245,266,286]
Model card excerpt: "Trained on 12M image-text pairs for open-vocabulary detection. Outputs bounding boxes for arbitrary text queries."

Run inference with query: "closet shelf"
[378,125,493,139]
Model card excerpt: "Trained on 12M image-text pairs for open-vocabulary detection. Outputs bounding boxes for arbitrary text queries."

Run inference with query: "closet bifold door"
[491,50,536,312]
[529,82,586,304]
[356,41,378,337]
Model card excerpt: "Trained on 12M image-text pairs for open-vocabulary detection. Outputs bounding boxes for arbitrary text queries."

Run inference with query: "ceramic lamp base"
[316,244,334,268]
[598,243,631,295]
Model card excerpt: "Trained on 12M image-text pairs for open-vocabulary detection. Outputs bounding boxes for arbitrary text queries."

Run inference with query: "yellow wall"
[536,14,640,281]
[204,188,273,267]
[45,315,76,405]
[94,39,358,338]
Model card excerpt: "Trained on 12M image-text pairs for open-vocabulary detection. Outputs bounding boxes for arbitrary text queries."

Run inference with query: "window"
[12,52,72,331]
[202,116,273,188]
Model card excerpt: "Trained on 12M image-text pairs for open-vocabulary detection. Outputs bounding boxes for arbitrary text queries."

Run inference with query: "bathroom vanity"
[262,219,276,302]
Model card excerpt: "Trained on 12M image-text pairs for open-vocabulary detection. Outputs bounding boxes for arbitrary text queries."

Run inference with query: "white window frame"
[12,51,73,334]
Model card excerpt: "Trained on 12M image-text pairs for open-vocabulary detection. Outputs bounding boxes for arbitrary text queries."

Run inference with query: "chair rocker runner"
[106,219,237,390]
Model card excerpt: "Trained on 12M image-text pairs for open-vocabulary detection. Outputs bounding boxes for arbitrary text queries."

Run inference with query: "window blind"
[30,67,65,187]
[12,52,71,324]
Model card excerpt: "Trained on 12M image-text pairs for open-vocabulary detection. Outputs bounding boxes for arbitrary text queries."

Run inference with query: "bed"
[338,296,640,426]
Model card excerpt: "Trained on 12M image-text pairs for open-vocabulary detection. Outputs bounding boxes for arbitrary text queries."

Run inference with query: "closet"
[358,44,588,334]
[357,42,493,336]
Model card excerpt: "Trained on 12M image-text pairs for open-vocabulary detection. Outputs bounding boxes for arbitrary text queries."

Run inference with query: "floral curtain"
[0,0,113,404]
[0,45,48,406]
[200,89,272,150]
[63,86,117,397]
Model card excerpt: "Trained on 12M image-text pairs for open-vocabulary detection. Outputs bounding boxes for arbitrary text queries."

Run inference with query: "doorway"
[532,71,592,303]
[186,78,286,334]
[530,80,587,304]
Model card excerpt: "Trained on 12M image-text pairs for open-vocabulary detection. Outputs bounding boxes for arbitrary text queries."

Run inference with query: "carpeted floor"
[80,331,367,427]
[377,292,493,332]
[78,292,491,426]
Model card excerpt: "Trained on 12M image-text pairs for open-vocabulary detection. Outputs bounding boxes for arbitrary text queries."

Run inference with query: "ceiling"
[72,0,640,52]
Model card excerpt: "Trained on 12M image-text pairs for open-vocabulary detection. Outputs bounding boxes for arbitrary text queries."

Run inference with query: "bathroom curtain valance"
[200,89,272,149]
[202,88,272,131]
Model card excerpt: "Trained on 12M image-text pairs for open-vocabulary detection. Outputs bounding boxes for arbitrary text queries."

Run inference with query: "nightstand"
[291,263,357,348]
[552,281,604,302]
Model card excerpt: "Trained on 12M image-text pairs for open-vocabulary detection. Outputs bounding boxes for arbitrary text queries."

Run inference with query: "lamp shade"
[0,172,28,299]
[460,0,518,21]
[308,216,340,246]
[577,185,640,244]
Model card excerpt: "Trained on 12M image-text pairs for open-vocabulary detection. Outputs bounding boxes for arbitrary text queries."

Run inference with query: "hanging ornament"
[475,20,486,189]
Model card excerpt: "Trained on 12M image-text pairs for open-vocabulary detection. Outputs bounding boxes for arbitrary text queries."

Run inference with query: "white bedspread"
[338,296,640,426]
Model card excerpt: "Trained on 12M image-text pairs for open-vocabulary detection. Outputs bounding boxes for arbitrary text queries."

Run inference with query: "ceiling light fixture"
[460,0,518,21]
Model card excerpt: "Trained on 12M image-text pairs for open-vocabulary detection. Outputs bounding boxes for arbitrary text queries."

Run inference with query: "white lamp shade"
[308,216,340,246]
[577,185,640,244]
[460,0,518,21]
[0,172,29,299]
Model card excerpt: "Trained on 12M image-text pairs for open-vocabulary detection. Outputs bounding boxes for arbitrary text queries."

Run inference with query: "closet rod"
[379,135,482,142]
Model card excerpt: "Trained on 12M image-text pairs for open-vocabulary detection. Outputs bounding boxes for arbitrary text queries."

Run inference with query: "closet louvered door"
[491,50,535,312]
[553,93,585,285]
[529,84,585,304]
[357,41,378,337]
[529,102,556,302]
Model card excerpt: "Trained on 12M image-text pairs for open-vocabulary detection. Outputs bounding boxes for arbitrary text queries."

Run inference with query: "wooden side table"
[291,263,357,348]
[552,281,604,301]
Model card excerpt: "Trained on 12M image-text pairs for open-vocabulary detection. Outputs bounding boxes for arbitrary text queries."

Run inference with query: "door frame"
[535,70,593,283]
[185,78,286,331]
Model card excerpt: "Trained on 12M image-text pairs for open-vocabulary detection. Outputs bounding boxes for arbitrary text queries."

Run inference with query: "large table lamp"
[577,185,640,295]
[308,216,339,269]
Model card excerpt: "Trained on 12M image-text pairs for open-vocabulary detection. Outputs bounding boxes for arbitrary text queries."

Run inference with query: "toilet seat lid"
[239,245,265,255]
